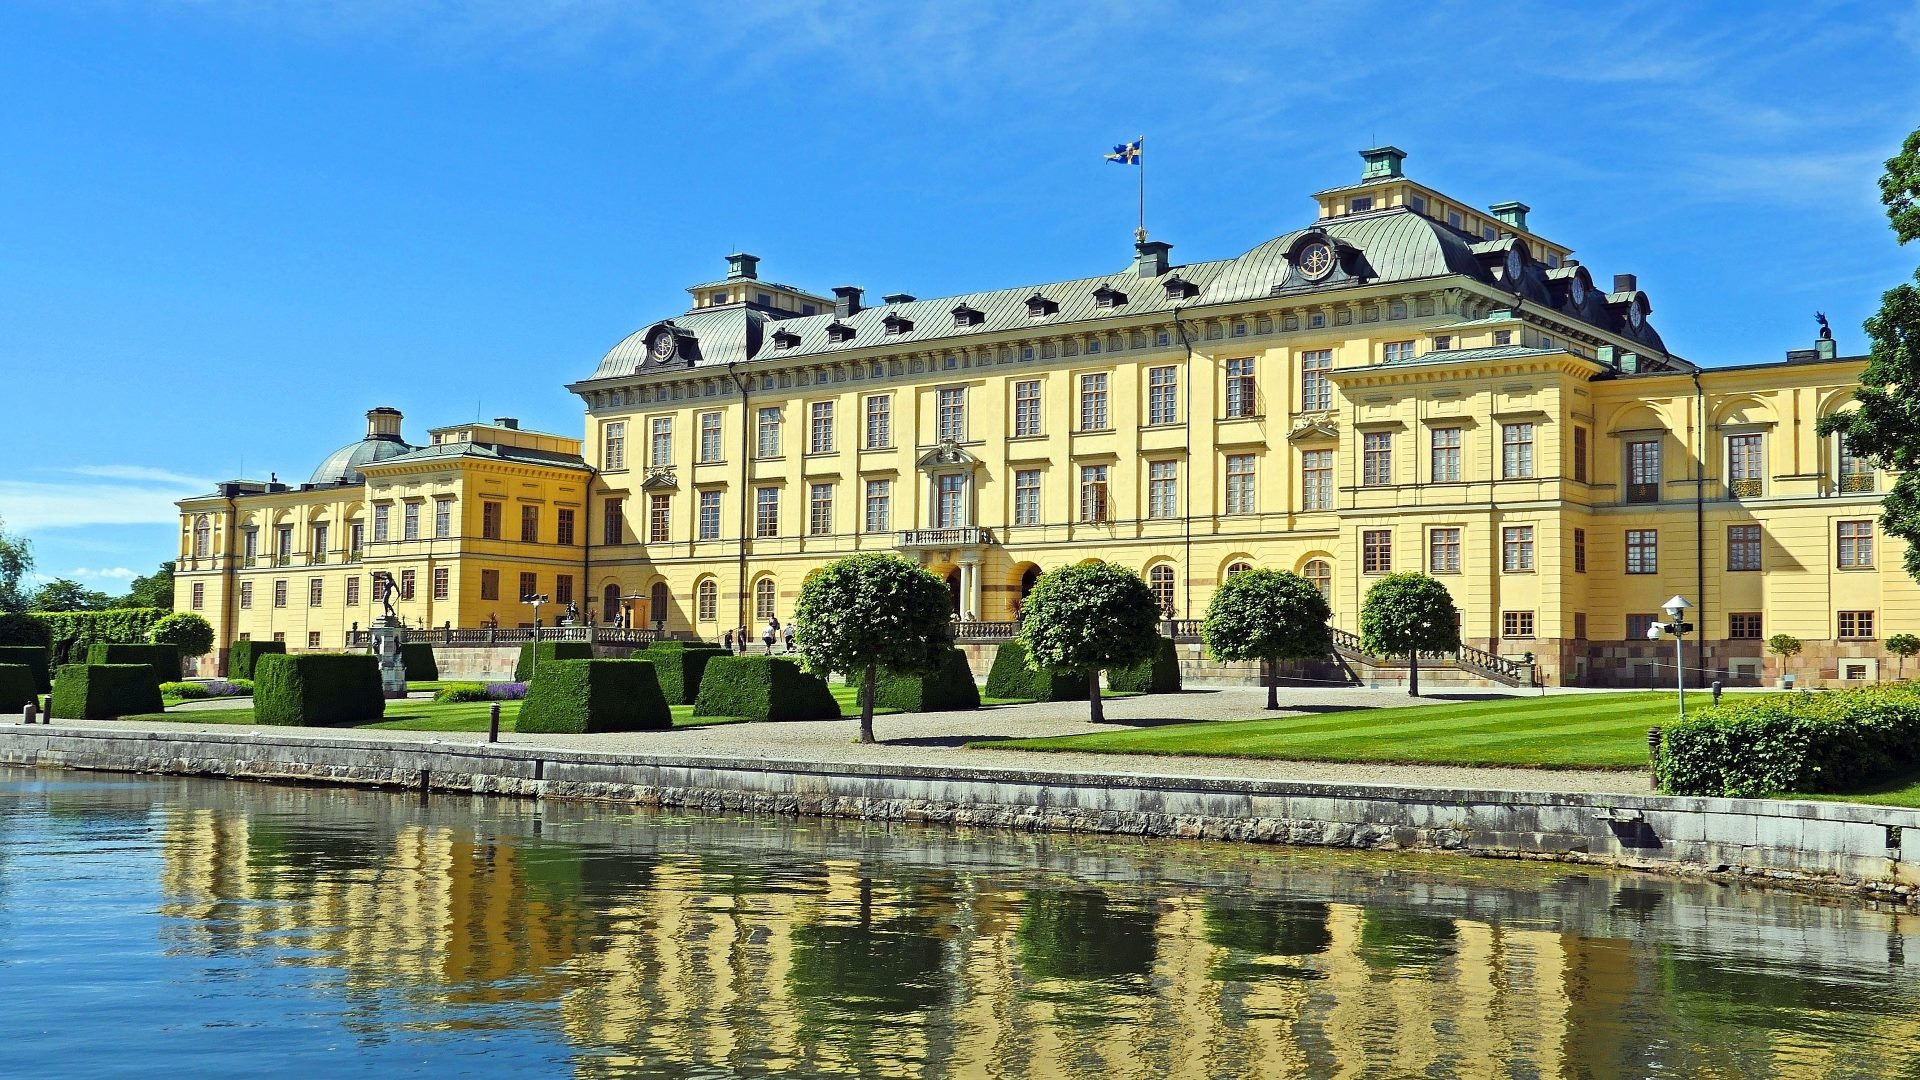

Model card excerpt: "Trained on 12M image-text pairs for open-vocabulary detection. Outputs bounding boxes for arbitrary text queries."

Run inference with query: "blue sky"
[3,0,1918,590]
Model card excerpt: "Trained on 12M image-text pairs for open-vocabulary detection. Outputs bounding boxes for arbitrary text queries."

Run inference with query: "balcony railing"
[897,527,995,549]
[343,625,661,649]
[1839,472,1877,494]
[1728,478,1763,499]
[1624,483,1660,504]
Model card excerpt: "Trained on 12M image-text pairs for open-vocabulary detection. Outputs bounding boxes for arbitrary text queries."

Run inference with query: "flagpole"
[1136,135,1146,243]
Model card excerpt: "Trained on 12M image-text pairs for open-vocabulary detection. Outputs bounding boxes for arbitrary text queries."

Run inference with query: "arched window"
[696,579,718,622]
[602,583,622,623]
[1226,561,1253,577]
[754,577,777,621]
[1303,559,1332,598]
[1148,564,1177,615]
[192,516,212,559]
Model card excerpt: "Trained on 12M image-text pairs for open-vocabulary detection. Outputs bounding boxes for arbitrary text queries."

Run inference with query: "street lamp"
[522,592,549,675]
[1647,595,1693,719]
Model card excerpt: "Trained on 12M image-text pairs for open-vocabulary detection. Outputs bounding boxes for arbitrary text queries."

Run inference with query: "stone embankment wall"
[1,726,1914,906]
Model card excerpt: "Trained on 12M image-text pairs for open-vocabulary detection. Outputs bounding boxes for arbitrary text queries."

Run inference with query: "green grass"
[1794,775,1920,809]
[979,692,1704,770]
[120,698,742,733]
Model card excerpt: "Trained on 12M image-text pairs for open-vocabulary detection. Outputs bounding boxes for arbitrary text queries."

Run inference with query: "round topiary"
[149,612,215,659]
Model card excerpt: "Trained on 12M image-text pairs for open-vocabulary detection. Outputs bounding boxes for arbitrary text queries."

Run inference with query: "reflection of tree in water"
[1356,909,1458,972]
[1016,888,1159,990]
[789,877,950,1015]
[247,817,389,873]
[1203,898,1332,983]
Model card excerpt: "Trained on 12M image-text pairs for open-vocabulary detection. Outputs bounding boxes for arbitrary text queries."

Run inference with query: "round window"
[1296,241,1336,280]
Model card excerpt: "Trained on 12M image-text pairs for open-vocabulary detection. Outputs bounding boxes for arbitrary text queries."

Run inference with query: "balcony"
[1728,478,1763,499]
[1624,483,1660,504]
[1839,472,1877,495]
[897,527,995,550]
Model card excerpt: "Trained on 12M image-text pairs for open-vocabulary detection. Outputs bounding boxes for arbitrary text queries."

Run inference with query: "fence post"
[1647,726,1662,791]
[488,702,501,744]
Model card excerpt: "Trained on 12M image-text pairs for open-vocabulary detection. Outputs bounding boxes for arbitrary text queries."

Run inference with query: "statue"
[566,601,580,625]
[1816,311,1832,340]
[371,570,400,620]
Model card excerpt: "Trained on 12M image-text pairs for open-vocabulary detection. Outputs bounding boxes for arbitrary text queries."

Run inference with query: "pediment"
[916,440,979,471]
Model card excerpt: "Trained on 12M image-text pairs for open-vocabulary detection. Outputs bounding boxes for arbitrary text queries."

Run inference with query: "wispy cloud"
[0,465,209,531]
[65,465,212,487]
[69,566,138,581]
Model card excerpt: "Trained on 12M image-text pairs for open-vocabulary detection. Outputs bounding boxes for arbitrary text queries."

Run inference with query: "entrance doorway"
[649,582,670,631]
[945,569,962,616]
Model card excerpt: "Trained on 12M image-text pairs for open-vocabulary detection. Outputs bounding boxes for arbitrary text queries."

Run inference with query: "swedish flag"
[1104,138,1141,165]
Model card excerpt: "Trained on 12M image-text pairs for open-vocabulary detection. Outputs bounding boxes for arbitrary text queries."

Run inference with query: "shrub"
[85,642,180,686]
[0,663,34,712]
[1657,684,1920,798]
[1107,636,1182,694]
[160,681,211,699]
[401,642,440,682]
[228,639,286,680]
[0,612,50,649]
[208,678,252,697]
[433,681,490,703]
[149,612,215,659]
[517,659,672,734]
[862,646,981,713]
[253,653,385,727]
[0,644,51,693]
[693,655,842,722]
[645,640,729,705]
[984,640,1087,702]
[49,664,164,720]
[486,681,528,700]
[514,640,594,681]
[32,609,168,665]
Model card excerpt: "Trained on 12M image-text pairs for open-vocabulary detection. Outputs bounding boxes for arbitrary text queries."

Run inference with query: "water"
[0,769,1914,1079]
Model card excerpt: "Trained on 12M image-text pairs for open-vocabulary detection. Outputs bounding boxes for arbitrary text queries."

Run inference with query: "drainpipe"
[1692,369,1706,689]
[582,462,598,626]
[727,362,752,633]
[1172,306,1195,622]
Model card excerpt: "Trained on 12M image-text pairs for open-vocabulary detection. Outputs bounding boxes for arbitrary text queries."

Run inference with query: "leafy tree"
[1818,129,1920,579]
[1768,634,1803,682]
[1888,633,1920,680]
[0,517,32,614]
[1201,568,1332,710]
[29,578,114,613]
[120,561,176,610]
[1017,561,1161,722]
[1358,572,1461,698]
[793,552,953,745]
[149,611,215,660]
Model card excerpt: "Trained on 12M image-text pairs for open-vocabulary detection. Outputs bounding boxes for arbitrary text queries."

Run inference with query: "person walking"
[763,617,779,654]
[735,625,749,654]
[783,623,796,654]
[722,628,733,653]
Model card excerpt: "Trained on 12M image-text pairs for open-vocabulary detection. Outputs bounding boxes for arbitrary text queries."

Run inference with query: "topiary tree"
[1358,572,1461,698]
[1017,561,1161,723]
[1768,634,1803,683]
[148,611,214,672]
[1201,568,1333,710]
[793,552,954,744]
[1887,633,1920,681]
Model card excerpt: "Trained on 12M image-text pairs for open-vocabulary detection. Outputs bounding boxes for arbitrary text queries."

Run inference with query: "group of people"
[722,618,796,655]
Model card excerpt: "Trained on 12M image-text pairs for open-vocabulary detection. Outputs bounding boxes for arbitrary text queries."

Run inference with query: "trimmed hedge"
[517,659,672,734]
[645,640,729,705]
[1108,636,1182,694]
[228,639,286,681]
[33,609,168,665]
[983,640,1088,702]
[0,663,34,712]
[1657,684,1920,798]
[253,653,385,727]
[0,645,52,693]
[49,663,164,720]
[0,612,50,648]
[434,681,490,703]
[693,655,842,722]
[514,640,595,681]
[853,647,981,713]
[85,642,180,686]
[400,642,440,682]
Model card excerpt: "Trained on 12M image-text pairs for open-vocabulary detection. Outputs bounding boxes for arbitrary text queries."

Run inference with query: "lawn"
[980,691,1699,770]
[1794,775,1920,809]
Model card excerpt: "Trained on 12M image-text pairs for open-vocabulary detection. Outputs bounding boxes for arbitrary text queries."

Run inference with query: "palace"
[176,147,1917,685]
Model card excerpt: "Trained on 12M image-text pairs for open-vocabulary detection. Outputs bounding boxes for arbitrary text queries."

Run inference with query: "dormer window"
[1163,276,1199,300]
[712,291,728,304]
[1093,284,1128,309]
[883,313,914,336]
[772,329,800,350]
[1026,294,1058,318]
[952,304,984,328]
[826,322,856,344]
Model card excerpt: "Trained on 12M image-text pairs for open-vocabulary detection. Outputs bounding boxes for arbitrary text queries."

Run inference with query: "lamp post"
[521,592,548,675]
[1408,619,1432,698]
[1647,595,1692,720]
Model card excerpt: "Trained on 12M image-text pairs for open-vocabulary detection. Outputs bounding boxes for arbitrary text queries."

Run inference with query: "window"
[1300,350,1332,411]
[1382,340,1415,364]
[519,572,537,602]
[1224,358,1256,418]
[756,407,782,458]
[1362,529,1392,573]
[1572,426,1589,483]
[1430,427,1462,482]
[1362,432,1393,486]
[1573,528,1587,573]
[480,569,499,600]
[754,578,777,621]
[432,566,449,601]
[400,570,415,600]
[1079,465,1109,523]
[1348,195,1373,213]
[695,578,717,621]
[1148,564,1176,613]
[243,528,259,565]
[521,504,539,543]
[1300,450,1331,511]
[1078,373,1110,431]
[480,501,501,540]
[1013,380,1042,436]
[603,498,623,545]
[1493,329,1513,345]
[864,395,891,449]
[1502,526,1535,572]
[1573,612,1587,639]
[1626,613,1658,640]
[1729,613,1763,640]
[308,578,323,607]
[373,505,390,542]
[1728,524,1762,571]
[1501,423,1535,479]
[755,487,779,537]
[699,411,723,462]
[188,580,204,609]
[925,474,961,529]
[307,631,321,649]
[555,574,573,606]
[1227,454,1258,515]
[276,525,293,563]
[403,503,421,541]
[809,483,834,535]
[649,493,670,542]
[1502,611,1535,639]
[556,508,575,546]
[809,401,834,454]
[1304,559,1332,597]
[1838,520,1875,568]
[937,387,967,442]
[1626,439,1661,501]
[272,632,285,644]
[434,500,452,539]
[1148,461,1178,519]
[273,579,287,608]
[639,417,667,468]
[1429,528,1461,573]
[1839,610,1876,639]
[1013,470,1041,525]
[1432,335,1452,351]
[310,524,328,564]
[345,577,357,606]
[1226,561,1254,578]
[1626,529,1658,574]
[1838,434,1874,493]
[347,522,363,558]
[697,490,722,540]
[1147,367,1178,425]
[864,480,892,533]
[1727,433,1762,497]
[602,421,626,471]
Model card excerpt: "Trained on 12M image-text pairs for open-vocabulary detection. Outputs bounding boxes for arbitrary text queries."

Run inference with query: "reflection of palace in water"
[155,794,1919,1078]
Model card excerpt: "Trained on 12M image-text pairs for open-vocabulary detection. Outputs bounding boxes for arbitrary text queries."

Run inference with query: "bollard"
[488,702,501,744]
[1712,680,1723,706]
[22,701,36,726]
[1647,726,1662,791]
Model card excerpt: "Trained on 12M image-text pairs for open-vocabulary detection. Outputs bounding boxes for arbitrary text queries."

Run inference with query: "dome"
[308,407,416,485]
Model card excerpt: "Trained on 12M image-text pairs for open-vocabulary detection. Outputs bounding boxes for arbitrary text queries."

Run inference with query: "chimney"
[1613,273,1638,293]
[1489,201,1530,232]
[1358,145,1407,181]
[365,406,403,441]
[493,417,520,430]
[833,286,864,318]
[726,253,759,280]
[882,292,916,304]
[1133,240,1172,277]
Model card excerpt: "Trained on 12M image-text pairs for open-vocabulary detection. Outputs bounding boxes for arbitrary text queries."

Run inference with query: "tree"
[1017,561,1161,723]
[1818,129,1920,580]
[1888,633,1920,681]
[120,561,176,610]
[0,517,32,614]
[792,552,953,745]
[149,611,215,663]
[1358,573,1461,698]
[1768,634,1803,683]
[1201,568,1332,710]
[29,578,113,613]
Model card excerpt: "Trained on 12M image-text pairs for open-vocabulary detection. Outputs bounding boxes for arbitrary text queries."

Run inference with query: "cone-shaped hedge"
[84,642,179,687]
[983,640,1087,701]
[1107,636,1182,694]
[514,640,594,681]
[693,655,841,722]
[227,639,285,681]
[0,645,51,693]
[49,663,164,720]
[253,653,384,727]
[517,658,672,734]
[644,640,728,705]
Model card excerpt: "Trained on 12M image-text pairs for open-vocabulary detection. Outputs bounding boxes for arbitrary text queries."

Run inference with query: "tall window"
[650,417,673,466]
[864,480,892,533]
[404,503,421,541]
[935,475,966,529]
[1429,527,1461,573]
[602,421,626,470]
[276,525,293,563]
[697,490,722,540]
[1362,530,1392,573]
[480,570,499,600]
[808,401,834,454]
[1078,373,1110,431]
[556,508,575,546]
[191,516,211,559]
[1626,529,1658,574]
[1300,350,1332,411]
[519,572,537,603]
[1839,610,1876,639]
[1012,380,1042,436]
[1502,525,1535,572]
[756,407,782,458]
[480,501,500,540]
[244,528,259,565]
[1838,434,1874,493]
[1148,564,1176,614]
[864,395,891,449]
[1382,340,1415,363]
[1226,454,1257,514]
[1728,524,1762,571]
[1727,433,1762,497]
[1148,461,1178,519]
[1838,520,1875,568]
[809,483,834,535]
[521,504,539,543]
[432,566,449,601]
[397,568,415,600]
[1013,470,1041,525]
[1301,450,1332,511]
[434,500,451,539]
[1303,559,1332,598]
[1573,528,1587,573]
[648,494,670,542]
[273,579,287,608]
[699,411,723,462]
[373,505,390,543]
[1078,465,1109,523]
[1626,439,1661,501]
[1224,358,1255,418]
[1146,366,1178,425]
[1572,426,1589,484]
[1501,423,1535,479]
[603,498,623,545]
[238,581,254,608]
[754,578,777,621]
[1430,427,1461,482]
[310,523,328,564]
[347,522,363,558]
[755,487,779,537]
[936,387,967,442]
[1729,613,1763,639]
[555,574,573,605]
[308,578,323,607]
[696,579,717,622]
[1362,432,1393,486]
[342,577,354,606]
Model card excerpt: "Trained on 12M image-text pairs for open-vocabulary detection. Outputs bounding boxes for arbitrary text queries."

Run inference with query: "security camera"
[1646,623,1665,640]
